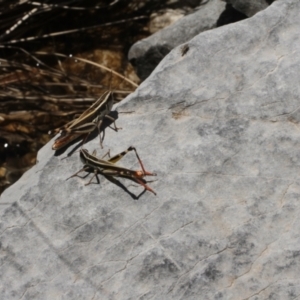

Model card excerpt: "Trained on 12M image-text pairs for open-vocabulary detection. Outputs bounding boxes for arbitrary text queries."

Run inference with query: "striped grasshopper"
[67,147,157,195]
[49,90,119,150]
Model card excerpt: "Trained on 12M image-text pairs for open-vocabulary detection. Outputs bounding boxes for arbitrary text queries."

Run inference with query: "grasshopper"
[67,147,157,195]
[49,90,120,150]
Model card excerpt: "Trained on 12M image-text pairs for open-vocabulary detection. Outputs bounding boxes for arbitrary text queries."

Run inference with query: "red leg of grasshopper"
[107,146,156,177]
[130,147,157,177]
[105,146,157,194]
[131,177,157,195]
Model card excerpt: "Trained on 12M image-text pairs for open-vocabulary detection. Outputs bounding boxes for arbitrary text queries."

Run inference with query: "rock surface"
[148,9,186,34]
[1,0,300,299]
[224,0,271,17]
[129,0,227,80]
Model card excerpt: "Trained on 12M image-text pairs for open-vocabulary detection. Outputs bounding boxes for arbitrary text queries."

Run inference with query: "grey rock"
[1,0,300,299]
[223,0,271,17]
[129,0,226,80]
[148,9,186,34]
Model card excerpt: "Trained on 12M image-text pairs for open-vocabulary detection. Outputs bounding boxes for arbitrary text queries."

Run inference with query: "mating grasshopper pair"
[49,89,119,150]
[67,146,157,195]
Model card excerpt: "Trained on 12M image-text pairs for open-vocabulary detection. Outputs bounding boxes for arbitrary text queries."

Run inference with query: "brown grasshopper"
[49,90,120,150]
[67,147,157,195]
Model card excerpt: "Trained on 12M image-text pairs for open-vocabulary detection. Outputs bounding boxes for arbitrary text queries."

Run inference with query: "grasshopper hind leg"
[128,177,157,196]
[131,147,157,177]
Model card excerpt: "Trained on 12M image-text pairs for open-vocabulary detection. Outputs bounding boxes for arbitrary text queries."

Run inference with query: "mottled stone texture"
[1,0,300,299]
[224,0,271,17]
[129,0,226,80]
